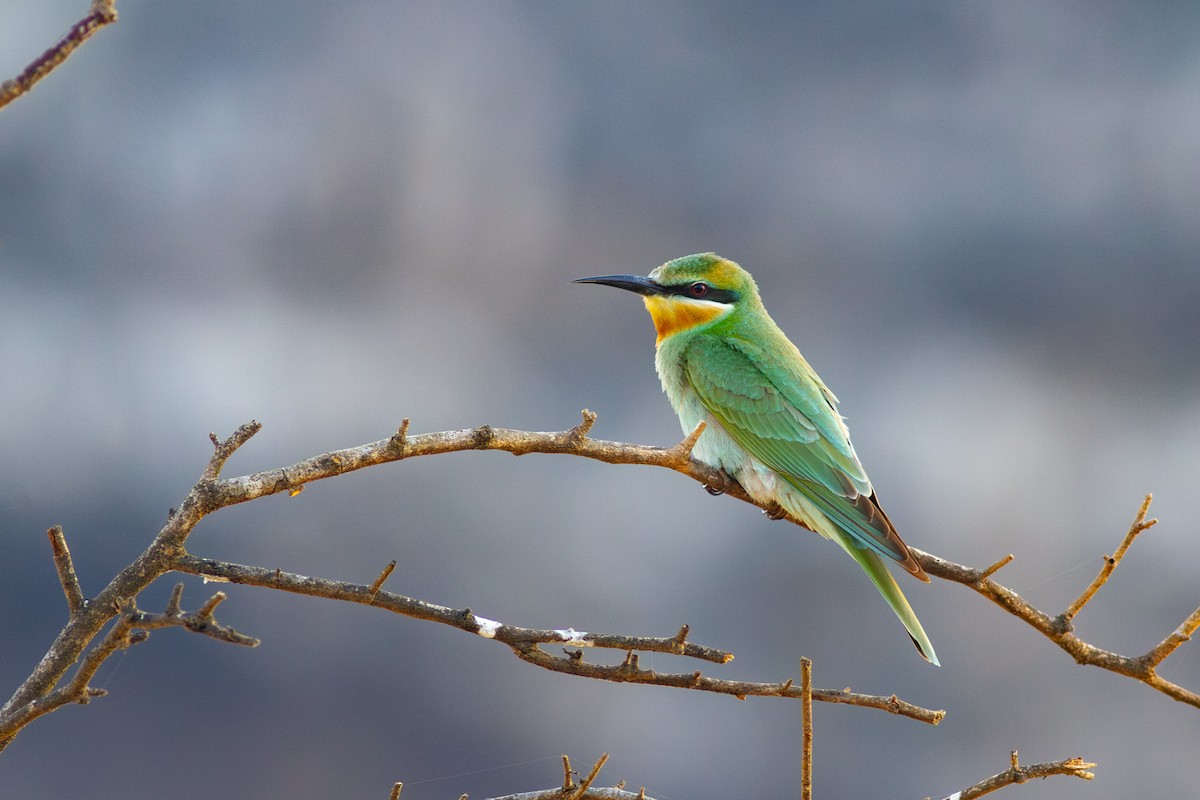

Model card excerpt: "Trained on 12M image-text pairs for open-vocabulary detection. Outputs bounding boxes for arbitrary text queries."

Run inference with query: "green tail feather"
[835,533,940,666]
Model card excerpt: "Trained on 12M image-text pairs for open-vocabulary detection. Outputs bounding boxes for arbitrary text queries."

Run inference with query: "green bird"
[575,252,938,665]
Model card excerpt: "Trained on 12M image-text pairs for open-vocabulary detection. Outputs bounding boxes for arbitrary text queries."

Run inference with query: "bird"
[574,252,938,665]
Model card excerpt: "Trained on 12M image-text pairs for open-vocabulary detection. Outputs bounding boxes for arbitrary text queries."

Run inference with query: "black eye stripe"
[664,283,739,304]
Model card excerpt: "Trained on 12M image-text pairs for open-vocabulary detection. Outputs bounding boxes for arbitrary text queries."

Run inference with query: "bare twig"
[566,753,609,800]
[485,754,657,800]
[561,755,574,792]
[800,657,813,800]
[0,589,255,739]
[172,554,944,725]
[0,0,118,111]
[7,413,1189,758]
[910,494,1200,709]
[186,416,1196,711]
[937,750,1096,800]
[368,560,398,598]
[47,526,85,615]
[1061,493,1157,624]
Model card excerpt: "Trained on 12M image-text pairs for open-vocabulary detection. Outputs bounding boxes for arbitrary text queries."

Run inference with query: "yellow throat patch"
[642,294,729,344]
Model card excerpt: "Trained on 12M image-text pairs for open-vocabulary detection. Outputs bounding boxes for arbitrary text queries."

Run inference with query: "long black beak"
[572,274,666,296]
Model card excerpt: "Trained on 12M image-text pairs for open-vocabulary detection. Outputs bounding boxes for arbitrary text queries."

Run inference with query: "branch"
[47,525,85,615]
[0,587,256,739]
[938,750,1096,800]
[910,494,1200,709]
[800,658,813,800]
[172,554,944,725]
[194,415,1197,710]
[477,753,659,800]
[1060,493,1157,624]
[0,0,118,112]
[1,423,264,740]
[8,413,1190,755]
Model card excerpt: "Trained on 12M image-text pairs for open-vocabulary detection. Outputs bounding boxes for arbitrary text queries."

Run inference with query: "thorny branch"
[937,750,1096,800]
[201,413,1199,710]
[6,410,1183,797]
[170,554,943,724]
[390,749,1095,800]
[910,494,1200,709]
[1,413,945,754]
[0,586,255,740]
[0,1,118,111]
[466,753,659,800]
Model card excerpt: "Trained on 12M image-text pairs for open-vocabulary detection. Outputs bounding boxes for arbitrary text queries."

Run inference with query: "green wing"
[684,334,920,575]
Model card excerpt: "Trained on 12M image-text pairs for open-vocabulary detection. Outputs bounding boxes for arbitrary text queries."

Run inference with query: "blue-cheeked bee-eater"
[575,252,938,665]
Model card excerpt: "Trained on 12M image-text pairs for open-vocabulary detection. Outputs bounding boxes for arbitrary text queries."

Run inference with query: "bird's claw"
[704,485,724,496]
[763,504,787,520]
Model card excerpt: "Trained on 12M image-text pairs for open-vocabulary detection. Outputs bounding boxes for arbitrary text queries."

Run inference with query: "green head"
[574,253,760,342]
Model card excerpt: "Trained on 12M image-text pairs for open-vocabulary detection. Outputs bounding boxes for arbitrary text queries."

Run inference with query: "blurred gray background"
[2,1,1199,798]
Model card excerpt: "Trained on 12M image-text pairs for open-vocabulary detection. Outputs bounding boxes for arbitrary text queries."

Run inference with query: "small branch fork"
[0,413,940,753]
[0,585,255,740]
[0,1,119,111]
[3,411,1187,765]
[386,749,1094,800]
[171,554,944,725]
[937,750,1096,800]
[910,494,1200,709]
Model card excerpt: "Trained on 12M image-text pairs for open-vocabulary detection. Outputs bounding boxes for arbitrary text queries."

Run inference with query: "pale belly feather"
[656,346,838,542]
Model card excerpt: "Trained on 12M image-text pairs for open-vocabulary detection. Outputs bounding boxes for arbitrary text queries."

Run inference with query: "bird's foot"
[763,503,788,520]
[704,485,724,496]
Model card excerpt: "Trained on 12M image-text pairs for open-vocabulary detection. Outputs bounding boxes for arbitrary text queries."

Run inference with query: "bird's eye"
[689,282,709,298]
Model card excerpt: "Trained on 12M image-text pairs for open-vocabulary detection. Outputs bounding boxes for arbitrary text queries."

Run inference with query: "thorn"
[165,583,185,616]
[573,409,597,440]
[368,560,398,598]
[209,432,220,449]
[979,553,1015,580]
[780,678,793,692]
[196,591,226,620]
[561,754,574,792]
[673,624,690,649]
[673,420,706,463]
[391,418,410,451]
[567,754,608,800]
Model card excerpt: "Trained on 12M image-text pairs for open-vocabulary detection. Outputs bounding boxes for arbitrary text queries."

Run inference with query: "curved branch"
[939,750,1096,800]
[172,554,944,725]
[4,412,1188,754]
[910,495,1200,709]
[0,586,255,739]
[198,414,1197,709]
